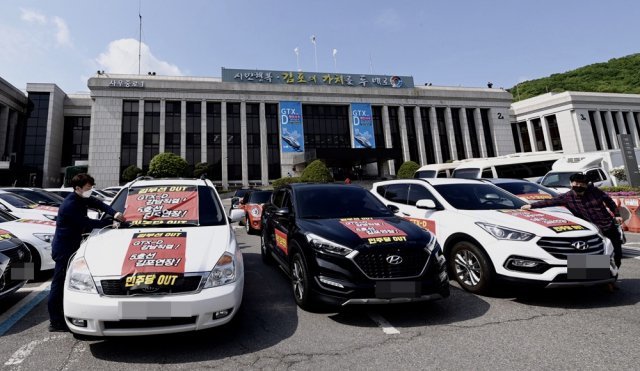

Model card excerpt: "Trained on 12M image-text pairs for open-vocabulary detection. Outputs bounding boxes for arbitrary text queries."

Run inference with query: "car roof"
[123,178,213,187]
[289,183,367,191]
[481,178,532,184]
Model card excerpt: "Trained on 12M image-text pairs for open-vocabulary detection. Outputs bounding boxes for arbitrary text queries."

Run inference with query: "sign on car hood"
[80,226,231,276]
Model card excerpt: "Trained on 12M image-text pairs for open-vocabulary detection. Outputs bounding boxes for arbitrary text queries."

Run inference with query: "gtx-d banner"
[351,103,375,149]
[280,101,304,153]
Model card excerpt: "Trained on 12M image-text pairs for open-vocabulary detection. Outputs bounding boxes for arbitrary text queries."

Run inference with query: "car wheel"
[449,241,493,294]
[291,251,316,311]
[260,230,274,265]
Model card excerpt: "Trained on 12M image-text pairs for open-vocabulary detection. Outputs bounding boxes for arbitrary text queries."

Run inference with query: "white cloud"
[52,16,71,47]
[20,8,46,24]
[95,38,182,76]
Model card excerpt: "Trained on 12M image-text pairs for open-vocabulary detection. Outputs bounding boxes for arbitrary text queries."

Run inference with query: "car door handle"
[401,212,410,216]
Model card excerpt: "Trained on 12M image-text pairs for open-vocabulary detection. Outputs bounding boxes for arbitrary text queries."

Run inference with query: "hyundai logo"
[571,241,588,251]
[386,255,403,265]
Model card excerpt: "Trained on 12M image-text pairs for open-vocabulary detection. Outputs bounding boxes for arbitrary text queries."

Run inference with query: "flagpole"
[332,49,337,72]
[294,47,300,71]
[138,0,142,75]
[311,35,318,72]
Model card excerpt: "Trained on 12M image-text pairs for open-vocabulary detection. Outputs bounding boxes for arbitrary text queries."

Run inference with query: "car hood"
[78,225,233,276]
[454,208,599,237]
[0,219,56,240]
[297,216,430,248]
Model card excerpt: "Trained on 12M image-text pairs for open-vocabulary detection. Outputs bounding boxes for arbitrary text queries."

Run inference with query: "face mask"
[81,189,93,198]
[572,186,586,194]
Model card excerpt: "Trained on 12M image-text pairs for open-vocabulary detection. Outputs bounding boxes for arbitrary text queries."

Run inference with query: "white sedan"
[64,179,244,337]
[0,190,58,221]
[0,209,55,274]
[371,178,617,294]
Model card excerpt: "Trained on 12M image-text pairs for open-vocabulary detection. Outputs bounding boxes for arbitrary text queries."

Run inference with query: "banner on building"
[351,103,375,149]
[280,101,304,153]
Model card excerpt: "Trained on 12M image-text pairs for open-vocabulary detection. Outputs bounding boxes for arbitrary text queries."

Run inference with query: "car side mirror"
[387,204,399,213]
[275,207,290,217]
[416,199,437,210]
[229,209,245,223]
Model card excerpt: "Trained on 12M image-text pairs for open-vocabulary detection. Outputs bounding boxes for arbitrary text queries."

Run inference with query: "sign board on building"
[280,101,304,153]
[222,68,414,89]
[351,103,375,149]
[617,134,640,187]
[108,80,145,88]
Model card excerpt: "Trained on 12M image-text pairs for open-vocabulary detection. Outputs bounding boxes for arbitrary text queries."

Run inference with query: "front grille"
[103,316,197,329]
[537,235,604,260]
[352,247,429,279]
[100,275,203,296]
[0,245,32,292]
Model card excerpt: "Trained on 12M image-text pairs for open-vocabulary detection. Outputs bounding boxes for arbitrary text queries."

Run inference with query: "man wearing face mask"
[47,173,126,332]
[521,173,623,272]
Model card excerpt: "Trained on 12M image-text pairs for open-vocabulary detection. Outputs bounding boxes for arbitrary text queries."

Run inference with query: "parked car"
[0,190,58,221]
[63,178,245,337]
[451,152,563,181]
[229,188,253,214]
[1,187,64,207]
[261,183,449,310]
[238,190,272,235]
[0,209,55,274]
[45,187,111,204]
[0,228,32,299]
[370,178,617,294]
[482,178,559,202]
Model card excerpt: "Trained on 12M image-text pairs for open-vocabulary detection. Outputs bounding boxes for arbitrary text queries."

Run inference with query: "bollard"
[623,197,640,233]
[613,196,630,231]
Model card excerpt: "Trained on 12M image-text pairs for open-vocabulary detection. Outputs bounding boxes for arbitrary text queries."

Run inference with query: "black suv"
[261,183,449,310]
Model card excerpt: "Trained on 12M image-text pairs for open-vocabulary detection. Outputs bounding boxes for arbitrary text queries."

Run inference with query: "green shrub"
[193,162,210,178]
[397,161,420,179]
[601,185,640,194]
[301,160,333,183]
[147,152,189,178]
[272,177,303,188]
[122,165,143,182]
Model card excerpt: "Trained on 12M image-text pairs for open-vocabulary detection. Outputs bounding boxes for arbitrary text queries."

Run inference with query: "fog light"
[213,309,232,319]
[511,259,539,268]
[319,276,344,288]
[69,318,87,327]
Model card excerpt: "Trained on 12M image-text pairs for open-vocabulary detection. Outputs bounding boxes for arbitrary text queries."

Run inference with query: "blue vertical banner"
[351,103,376,149]
[280,101,304,153]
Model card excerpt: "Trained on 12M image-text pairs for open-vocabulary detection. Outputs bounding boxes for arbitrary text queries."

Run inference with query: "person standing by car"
[48,173,126,332]
[521,173,624,269]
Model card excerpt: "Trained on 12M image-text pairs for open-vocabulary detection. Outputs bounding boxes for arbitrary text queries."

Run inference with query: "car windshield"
[0,209,18,222]
[296,186,393,219]
[541,172,573,188]
[414,170,436,178]
[248,191,272,204]
[452,168,481,179]
[0,193,37,209]
[234,189,251,198]
[433,183,527,210]
[495,182,558,197]
[111,184,226,227]
[6,189,63,206]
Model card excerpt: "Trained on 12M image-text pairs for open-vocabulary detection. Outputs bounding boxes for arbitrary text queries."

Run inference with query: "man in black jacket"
[48,173,125,332]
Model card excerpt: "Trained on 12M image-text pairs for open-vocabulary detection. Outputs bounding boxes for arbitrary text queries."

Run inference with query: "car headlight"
[44,214,56,221]
[306,233,353,256]
[33,233,54,243]
[250,207,260,217]
[476,222,535,241]
[67,258,97,293]
[204,252,236,288]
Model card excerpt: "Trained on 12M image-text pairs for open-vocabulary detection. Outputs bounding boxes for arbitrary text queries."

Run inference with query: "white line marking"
[0,281,50,325]
[368,312,400,335]
[4,335,65,366]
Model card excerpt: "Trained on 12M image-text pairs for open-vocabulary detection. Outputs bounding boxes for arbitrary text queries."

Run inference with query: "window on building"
[451,108,465,160]
[302,104,350,150]
[120,101,138,178]
[517,122,531,152]
[266,103,281,180]
[436,107,450,162]
[388,106,403,170]
[611,111,620,136]
[165,101,181,156]
[185,102,201,166]
[206,102,222,181]
[143,101,160,167]
[599,111,612,149]
[372,106,385,150]
[480,109,495,157]
[511,122,522,153]
[588,111,602,151]
[404,107,419,162]
[466,108,480,158]
[420,107,436,163]
[62,116,91,167]
[546,116,563,151]
[621,112,631,136]
[532,118,546,151]
[227,102,241,181]
[246,103,261,181]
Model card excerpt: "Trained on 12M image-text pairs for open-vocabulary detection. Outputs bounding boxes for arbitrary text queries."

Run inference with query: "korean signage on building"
[351,103,375,149]
[280,101,304,153]
[222,68,414,89]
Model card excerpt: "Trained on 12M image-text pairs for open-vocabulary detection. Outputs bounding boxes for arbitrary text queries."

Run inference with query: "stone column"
[429,107,442,163]
[444,107,457,161]
[398,106,410,162]
[594,111,607,150]
[240,101,248,187]
[526,119,537,152]
[136,99,144,168]
[221,101,228,189]
[180,100,187,159]
[541,116,552,151]
[604,111,619,149]
[201,100,207,163]
[413,107,427,165]
[382,105,395,175]
[474,108,487,157]
[626,111,640,147]
[159,99,166,152]
[459,108,473,158]
[259,102,269,186]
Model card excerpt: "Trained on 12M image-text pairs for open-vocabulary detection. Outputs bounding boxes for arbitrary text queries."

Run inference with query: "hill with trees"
[509,53,640,101]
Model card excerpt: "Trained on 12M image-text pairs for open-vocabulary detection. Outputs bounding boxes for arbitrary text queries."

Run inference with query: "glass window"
[420,107,436,164]
[383,184,409,204]
[143,101,160,166]
[405,107,419,162]
[415,170,436,178]
[206,102,222,181]
[451,108,465,160]
[407,184,438,206]
[436,107,450,162]
[272,189,286,208]
[453,168,481,179]
[586,169,603,182]
[480,109,495,157]
[466,108,480,158]
[433,183,525,210]
[481,168,494,178]
[248,191,272,204]
[246,103,261,180]
[266,103,281,180]
[546,115,562,151]
[588,111,601,151]
[599,111,612,149]
[227,102,242,180]
[185,102,201,166]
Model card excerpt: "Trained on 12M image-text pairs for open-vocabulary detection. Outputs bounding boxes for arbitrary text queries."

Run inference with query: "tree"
[122,165,143,182]
[147,152,189,178]
[193,162,210,178]
[397,161,420,179]
[301,160,333,183]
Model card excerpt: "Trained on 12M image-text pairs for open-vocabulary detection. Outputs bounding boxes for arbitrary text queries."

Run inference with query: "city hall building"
[1,68,640,188]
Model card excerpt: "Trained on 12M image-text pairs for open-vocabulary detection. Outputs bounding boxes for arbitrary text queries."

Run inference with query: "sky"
[1,0,639,94]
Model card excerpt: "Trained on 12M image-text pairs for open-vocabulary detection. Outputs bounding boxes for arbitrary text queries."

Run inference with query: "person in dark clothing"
[521,173,623,269]
[48,173,125,332]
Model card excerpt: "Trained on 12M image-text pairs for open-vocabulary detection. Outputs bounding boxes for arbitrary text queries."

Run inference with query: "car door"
[401,184,442,235]
[270,190,294,263]
[585,168,607,187]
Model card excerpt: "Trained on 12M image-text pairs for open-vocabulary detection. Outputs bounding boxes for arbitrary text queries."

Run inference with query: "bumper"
[63,277,244,337]
[497,273,616,289]
[31,241,54,271]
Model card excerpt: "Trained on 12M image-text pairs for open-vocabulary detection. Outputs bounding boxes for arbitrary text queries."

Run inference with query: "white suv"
[370,178,617,294]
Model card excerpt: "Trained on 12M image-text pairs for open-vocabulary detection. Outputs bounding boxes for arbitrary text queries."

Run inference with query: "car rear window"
[248,191,272,204]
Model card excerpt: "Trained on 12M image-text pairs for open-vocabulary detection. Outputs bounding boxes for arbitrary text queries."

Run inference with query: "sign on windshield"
[123,186,199,226]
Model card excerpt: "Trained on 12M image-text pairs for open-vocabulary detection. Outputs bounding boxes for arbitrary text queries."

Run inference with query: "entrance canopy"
[306,148,402,167]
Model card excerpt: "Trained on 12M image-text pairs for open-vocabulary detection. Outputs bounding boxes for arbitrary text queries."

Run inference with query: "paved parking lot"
[0,223,639,370]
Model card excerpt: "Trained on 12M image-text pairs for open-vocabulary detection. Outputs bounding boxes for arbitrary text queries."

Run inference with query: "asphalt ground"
[0,201,639,370]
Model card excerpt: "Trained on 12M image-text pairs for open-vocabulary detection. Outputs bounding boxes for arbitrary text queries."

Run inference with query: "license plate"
[118,302,192,319]
[375,281,421,299]
[567,255,610,280]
